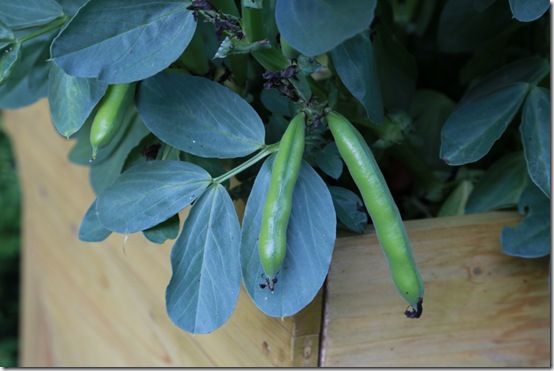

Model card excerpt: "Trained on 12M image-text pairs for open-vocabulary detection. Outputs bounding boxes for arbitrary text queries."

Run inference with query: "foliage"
[0,116,21,367]
[0,0,550,334]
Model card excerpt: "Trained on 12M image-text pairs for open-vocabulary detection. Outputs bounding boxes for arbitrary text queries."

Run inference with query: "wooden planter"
[4,101,550,367]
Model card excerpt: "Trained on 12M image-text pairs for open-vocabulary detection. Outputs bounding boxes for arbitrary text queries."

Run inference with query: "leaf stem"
[18,16,68,44]
[213,143,279,184]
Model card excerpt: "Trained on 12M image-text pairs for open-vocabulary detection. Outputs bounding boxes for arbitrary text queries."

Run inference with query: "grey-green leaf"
[67,118,93,165]
[51,0,196,83]
[462,57,549,103]
[437,0,513,53]
[143,214,179,244]
[56,0,90,17]
[0,42,20,84]
[509,0,550,22]
[0,35,51,109]
[520,86,550,198]
[501,183,550,258]
[331,31,384,123]
[96,160,212,233]
[90,113,150,194]
[48,64,108,138]
[0,20,14,47]
[138,71,265,158]
[260,88,294,117]
[373,20,417,112]
[166,185,241,333]
[275,0,377,57]
[465,152,528,213]
[79,199,111,242]
[329,186,367,234]
[0,0,63,29]
[409,89,455,170]
[440,82,529,165]
[241,156,336,317]
[315,143,343,180]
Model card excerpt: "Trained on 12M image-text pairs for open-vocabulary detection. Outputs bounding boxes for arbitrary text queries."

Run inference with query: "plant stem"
[213,143,279,184]
[18,16,68,44]
[241,0,265,43]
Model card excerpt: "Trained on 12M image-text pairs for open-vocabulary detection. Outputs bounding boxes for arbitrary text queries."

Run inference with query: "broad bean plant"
[0,0,550,333]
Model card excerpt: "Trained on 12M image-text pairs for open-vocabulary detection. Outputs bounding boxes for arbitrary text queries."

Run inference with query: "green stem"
[210,0,240,16]
[160,144,180,161]
[241,1,265,42]
[213,143,279,184]
[18,16,68,43]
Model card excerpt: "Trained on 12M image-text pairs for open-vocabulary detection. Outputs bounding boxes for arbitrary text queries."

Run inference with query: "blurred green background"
[0,114,21,367]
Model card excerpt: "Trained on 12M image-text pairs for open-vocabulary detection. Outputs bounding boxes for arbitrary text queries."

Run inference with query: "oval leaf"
[97,160,212,233]
[437,0,513,53]
[501,183,551,258]
[331,31,384,123]
[509,0,550,22]
[0,35,51,109]
[329,186,367,234]
[465,152,528,213]
[90,112,150,194]
[48,64,108,138]
[520,86,550,198]
[410,89,455,170]
[0,0,63,29]
[373,20,417,112]
[462,57,549,103]
[260,88,294,116]
[138,71,265,158]
[315,143,343,180]
[51,0,196,83]
[79,199,111,242]
[166,185,241,334]
[275,0,377,57]
[0,42,20,84]
[56,0,90,17]
[241,156,336,317]
[143,214,179,244]
[440,82,529,165]
[0,20,14,49]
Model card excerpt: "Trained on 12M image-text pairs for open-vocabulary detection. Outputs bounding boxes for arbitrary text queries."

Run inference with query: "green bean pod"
[90,83,135,160]
[258,112,305,290]
[327,111,424,318]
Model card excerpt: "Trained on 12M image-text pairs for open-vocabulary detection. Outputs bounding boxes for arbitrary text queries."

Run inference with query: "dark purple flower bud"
[187,0,214,11]
[280,65,297,79]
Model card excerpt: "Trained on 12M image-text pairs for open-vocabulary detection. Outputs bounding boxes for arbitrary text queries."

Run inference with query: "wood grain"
[321,212,550,367]
[4,100,321,367]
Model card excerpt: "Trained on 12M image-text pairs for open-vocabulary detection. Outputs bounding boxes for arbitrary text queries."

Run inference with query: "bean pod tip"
[404,297,423,319]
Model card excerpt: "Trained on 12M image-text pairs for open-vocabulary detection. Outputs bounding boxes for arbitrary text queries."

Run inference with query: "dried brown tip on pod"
[404,297,423,319]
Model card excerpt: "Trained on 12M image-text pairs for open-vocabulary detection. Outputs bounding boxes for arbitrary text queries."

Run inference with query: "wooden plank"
[4,100,322,367]
[321,212,550,367]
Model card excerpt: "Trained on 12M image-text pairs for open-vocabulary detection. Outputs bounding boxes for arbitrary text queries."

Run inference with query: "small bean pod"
[327,111,424,318]
[258,112,305,290]
[90,83,135,160]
